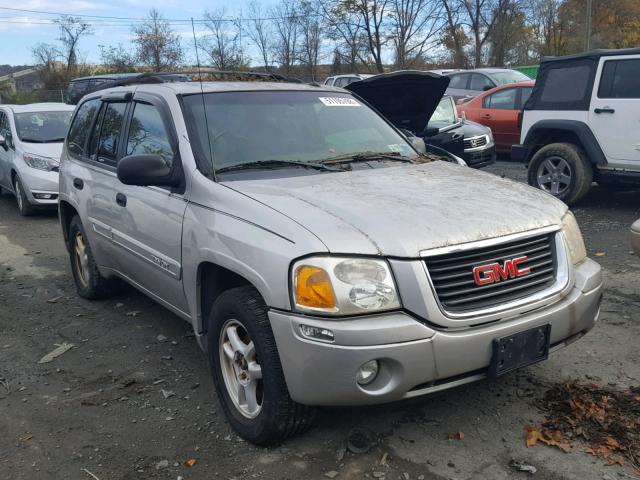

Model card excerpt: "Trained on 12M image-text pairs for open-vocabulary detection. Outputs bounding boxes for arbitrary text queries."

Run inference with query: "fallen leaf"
[524,425,540,447]
[17,433,33,442]
[184,458,197,468]
[458,431,465,440]
[594,252,606,257]
[38,343,74,364]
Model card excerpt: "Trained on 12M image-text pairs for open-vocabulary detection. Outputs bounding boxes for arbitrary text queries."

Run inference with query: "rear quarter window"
[525,59,597,111]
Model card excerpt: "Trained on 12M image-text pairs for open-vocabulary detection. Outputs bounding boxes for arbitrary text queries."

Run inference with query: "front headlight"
[22,153,59,171]
[292,256,401,315]
[561,211,587,264]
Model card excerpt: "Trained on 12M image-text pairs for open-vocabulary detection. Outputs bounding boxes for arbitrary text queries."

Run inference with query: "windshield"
[491,70,531,85]
[181,91,418,174]
[428,96,458,130]
[14,111,72,143]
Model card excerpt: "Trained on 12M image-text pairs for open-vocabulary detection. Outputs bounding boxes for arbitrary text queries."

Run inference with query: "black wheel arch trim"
[523,120,607,167]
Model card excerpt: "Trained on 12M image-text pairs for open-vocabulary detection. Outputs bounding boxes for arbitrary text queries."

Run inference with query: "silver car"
[58,79,603,445]
[445,68,531,100]
[0,103,74,215]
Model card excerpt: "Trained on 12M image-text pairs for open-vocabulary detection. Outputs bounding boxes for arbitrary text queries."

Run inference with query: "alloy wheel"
[74,231,90,288]
[537,156,572,196]
[219,319,263,418]
[14,179,23,211]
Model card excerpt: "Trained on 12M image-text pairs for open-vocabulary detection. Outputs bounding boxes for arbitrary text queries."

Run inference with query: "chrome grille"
[424,233,557,313]
[464,135,488,150]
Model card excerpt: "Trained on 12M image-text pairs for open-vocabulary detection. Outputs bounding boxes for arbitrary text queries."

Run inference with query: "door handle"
[73,178,84,190]
[115,192,127,207]
[594,107,615,114]
[482,114,492,119]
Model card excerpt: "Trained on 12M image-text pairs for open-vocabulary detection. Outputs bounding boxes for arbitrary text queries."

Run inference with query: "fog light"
[299,324,334,343]
[33,193,56,200]
[356,360,379,385]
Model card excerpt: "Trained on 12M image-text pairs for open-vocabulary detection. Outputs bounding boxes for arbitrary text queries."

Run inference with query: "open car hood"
[346,71,450,135]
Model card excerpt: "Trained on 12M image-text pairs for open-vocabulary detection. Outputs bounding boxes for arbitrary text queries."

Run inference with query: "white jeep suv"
[512,48,640,205]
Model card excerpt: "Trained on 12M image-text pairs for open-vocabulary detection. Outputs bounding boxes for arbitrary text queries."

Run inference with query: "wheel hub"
[219,319,263,418]
[537,156,572,196]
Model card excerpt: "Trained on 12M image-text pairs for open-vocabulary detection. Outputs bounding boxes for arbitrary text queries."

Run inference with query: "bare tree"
[99,44,136,73]
[132,9,184,72]
[297,0,323,81]
[441,0,469,67]
[459,0,510,67]
[321,2,369,71]
[32,43,61,71]
[390,0,444,69]
[245,1,273,70]
[271,0,300,74]
[53,16,93,76]
[201,9,247,70]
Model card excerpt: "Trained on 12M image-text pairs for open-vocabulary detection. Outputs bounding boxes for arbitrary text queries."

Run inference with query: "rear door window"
[96,103,127,167]
[598,59,640,99]
[67,98,101,159]
[126,103,174,167]
[484,88,517,109]
[470,74,494,91]
[448,74,469,89]
[518,87,533,109]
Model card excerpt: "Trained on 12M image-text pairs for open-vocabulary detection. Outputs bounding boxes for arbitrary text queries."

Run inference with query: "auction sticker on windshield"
[319,97,361,107]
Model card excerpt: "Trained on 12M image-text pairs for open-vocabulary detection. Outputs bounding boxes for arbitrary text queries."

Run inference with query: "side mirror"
[0,134,6,151]
[117,154,181,188]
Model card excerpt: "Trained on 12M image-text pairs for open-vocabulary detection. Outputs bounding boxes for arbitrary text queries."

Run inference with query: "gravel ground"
[1,161,639,480]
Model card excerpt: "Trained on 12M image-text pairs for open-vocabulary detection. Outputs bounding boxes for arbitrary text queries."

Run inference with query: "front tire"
[528,142,593,205]
[208,286,315,445]
[13,175,35,216]
[68,215,119,299]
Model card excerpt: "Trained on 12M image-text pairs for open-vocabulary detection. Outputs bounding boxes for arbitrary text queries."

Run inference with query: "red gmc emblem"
[472,256,531,286]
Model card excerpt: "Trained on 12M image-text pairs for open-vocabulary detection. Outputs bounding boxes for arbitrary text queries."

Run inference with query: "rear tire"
[13,175,35,216]
[528,142,593,205]
[68,215,119,299]
[208,286,315,445]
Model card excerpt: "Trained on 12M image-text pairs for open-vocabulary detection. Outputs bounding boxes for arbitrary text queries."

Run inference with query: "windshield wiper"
[20,138,46,143]
[319,151,415,165]
[216,159,341,173]
[43,137,65,143]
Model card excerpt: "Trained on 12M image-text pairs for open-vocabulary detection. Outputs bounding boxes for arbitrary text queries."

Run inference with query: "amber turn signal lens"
[295,266,336,309]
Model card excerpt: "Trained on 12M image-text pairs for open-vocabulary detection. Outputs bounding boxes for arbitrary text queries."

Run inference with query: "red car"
[456,81,534,154]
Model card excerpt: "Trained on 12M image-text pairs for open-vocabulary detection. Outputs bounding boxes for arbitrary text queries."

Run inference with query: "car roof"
[542,48,640,63]
[2,102,75,113]
[70,73,138,82]
[461,68,522,74]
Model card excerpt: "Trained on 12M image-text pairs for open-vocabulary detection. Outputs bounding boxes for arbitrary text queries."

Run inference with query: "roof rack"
[105,69,303,88]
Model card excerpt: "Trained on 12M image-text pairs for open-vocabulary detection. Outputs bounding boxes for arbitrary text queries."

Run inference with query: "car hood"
[223,161,568,257]
[21,142,64,160]
[459,119,490,137]
[346,71,449,134]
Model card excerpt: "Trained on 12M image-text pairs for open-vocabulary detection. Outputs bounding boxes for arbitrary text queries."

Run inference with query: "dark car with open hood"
[346,71,495,167]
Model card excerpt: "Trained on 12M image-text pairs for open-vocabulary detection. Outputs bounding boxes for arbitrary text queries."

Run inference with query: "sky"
[0,0,277,66]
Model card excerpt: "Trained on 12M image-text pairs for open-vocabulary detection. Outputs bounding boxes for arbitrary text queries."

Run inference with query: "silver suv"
[58,79,603,445]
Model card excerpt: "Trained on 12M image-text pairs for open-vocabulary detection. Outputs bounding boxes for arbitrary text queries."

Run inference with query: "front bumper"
[463,144,496,168]
[631,219,640,256]
[15,165,59,205]
[270,258,603,406]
